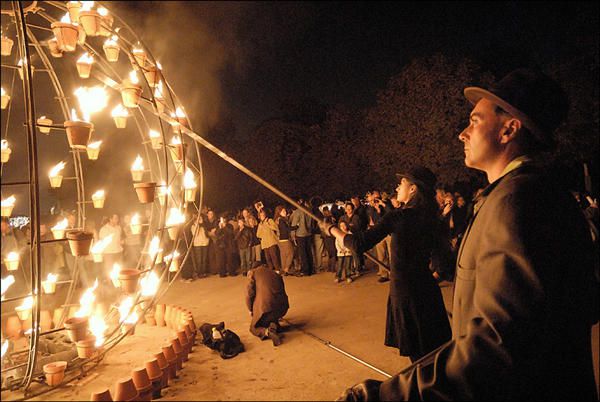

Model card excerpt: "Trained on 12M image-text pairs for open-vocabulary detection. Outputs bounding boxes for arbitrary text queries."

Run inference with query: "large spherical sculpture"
[1,1,203,396]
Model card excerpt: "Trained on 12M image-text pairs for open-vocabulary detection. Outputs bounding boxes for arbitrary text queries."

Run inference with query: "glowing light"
[1,195,16,207]
[131,213,140,225]
[164,250,181,272]
[42,272,58,294]
[111,103,129,117]
[140,271,160,297]
[81,1,94,12]
[128,70,139,85]
[183,168,197,189]
[46,273,58,283]
[131,155,144,171]
[97,7,108,17]
[154,81,164,100]
[15,294,34,320]
[1,87,6,95]
[1,340,8,358]
[1,139,8,150]
[149,129,160,139]
[1,275,15,300]
[77,52,93,64]
[166,208,185,226]
[175,107,185,118]
[87,140,102,149]
[74,278,98,318]
[89,314,107,347]
[104,35,118,47]
[60,13,72,23]
[110,263,121,287]
[70,108,82,121]
[171,136,182,145]
[74,86,108,122]
[91,233,113,254]
[52,218,68,231]
[49,161,66,178]
[118,296,138,324]
[148,236,163,261]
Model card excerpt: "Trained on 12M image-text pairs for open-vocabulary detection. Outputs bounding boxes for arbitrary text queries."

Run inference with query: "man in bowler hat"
[337,69,598,400]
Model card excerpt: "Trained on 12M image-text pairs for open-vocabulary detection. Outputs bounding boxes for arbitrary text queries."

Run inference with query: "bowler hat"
[395,166,437,193]
[464,68,568,149]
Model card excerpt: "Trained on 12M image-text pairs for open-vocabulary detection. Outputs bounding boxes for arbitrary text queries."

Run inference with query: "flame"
[183,168,197,189]
[148,236,162,260]
[5,251,18,262]
[81,1,94,12]
[1,275,15,299]
[1,195,16,207]
[110,263,121,287]
[149,129,160,139]
[140,271,160,297]
[87,140,102,149]
[154,81,164,100]
[70,108,81,121]
[52,218,68,231]
[157,182,170,196]
[105,35,118,47]
[131,213,140,226]
[60,13,72,23]
[111,104,129,117]
[156,61,162,70]
[1,87,6,96]
[1,139,8,150]
[171,136,182,145]
[1,340,7,358]
[91,233,113,253]
[75,278,98,317]
[77,52,94,64]
[74,86,108,122]
[128,70,139,85]
[175,107,185,118]
[132,46,144,55]
[92,189,105,200]
[46,273,58,283]
[49,161,66,177]
[17,58,24,67]
[89,313,107,347]
[16,294,33,311]
[97,6,108,17]
[118,296,138,324]
[166,208,185,226]
[131,155,144,171]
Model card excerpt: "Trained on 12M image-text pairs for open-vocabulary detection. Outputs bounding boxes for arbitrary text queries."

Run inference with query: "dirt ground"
[6,265,600,401]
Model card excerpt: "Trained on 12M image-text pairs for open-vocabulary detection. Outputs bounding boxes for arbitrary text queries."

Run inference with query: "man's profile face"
[110,214,119,225]
[459,98,506,172]
[207,210,215,220]
[345,204,354,216]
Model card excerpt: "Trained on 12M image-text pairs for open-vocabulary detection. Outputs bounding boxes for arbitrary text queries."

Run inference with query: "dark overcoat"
[346,206,452,359]
[378,163,598,401]
[246,265,289,329]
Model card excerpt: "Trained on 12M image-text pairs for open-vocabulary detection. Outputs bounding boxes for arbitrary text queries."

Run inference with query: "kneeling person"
[246,265,289,346]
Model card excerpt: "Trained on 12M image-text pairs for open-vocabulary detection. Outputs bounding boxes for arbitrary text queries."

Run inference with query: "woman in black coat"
[326,166,451,362]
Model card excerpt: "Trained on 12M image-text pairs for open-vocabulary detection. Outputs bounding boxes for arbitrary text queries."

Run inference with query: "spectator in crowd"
[191,213,210,278]
[99,214,124,278]
[234,217,254,276]
[326,166,452,363]
[337,68,598,401]
[366,191,391,283]
[334,221,353,284]
[310,196,326,272]
[1,218,18,262]
[246,264,289,346]
[339,203,362,277]
[274,205,295,276]
[321,206,337,272]
[206,209,220,275]
[290,197,315,276]
[257,209,281,273]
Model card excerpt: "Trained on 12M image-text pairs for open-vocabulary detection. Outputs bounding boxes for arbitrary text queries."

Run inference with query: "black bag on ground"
[199,321,245,359]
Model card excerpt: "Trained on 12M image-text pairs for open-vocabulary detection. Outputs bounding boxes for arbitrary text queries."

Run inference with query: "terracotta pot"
[177,330,190,360]
[77,24,86,45]
[76,335,96,359]
[66,230,93,256]
[90,388,113,401]
[118,269,140,294]
[51,22,78,52]
[132,50,147,69]
[103,44,119,62]
[121,84,143,108]
[1,36,14,56]
[167,226,178,241]
[92,253,103,263]
[67,1,81,22]
[5,315,22,339]
[1,147,10,163]
[92,196,105,209]
[114,377,139,402]
[15,305,31,321]
[134,182,156,204]
[184,325,194,349]
[168,143,187,163]
[64,316,89,342]
[37,117,53,134]
[40,310,53,332]
[1,93,10,110]
[155,304,166,327]
[49,175,63,189]
[142,66,160,88]
[145,358,163,399]
[144,312,156,326]
[153,352,169,388]
[161,345,178,379]
[1,204,15,217]
[64,120,93,149]
[76,60,93,78]
[99,14,114,37]
[131,366,152,393]
[164,305,173,329]
[113,115,127,128]
[43,361,67,386]
[79,10,101,36]
[184,187,197,203]
[87,145,100,160]
[170,337,184,370]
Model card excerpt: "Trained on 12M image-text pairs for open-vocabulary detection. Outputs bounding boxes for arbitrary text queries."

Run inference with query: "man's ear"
[500,118,522,144]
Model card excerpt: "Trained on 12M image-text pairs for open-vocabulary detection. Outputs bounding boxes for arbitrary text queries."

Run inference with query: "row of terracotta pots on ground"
[41,307,197,401]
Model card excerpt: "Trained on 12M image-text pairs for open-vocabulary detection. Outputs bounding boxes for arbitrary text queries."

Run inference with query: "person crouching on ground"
[246,264,289,346]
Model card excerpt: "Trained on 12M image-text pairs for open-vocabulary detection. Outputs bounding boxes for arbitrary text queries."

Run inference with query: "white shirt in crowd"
[99,223,123,254]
